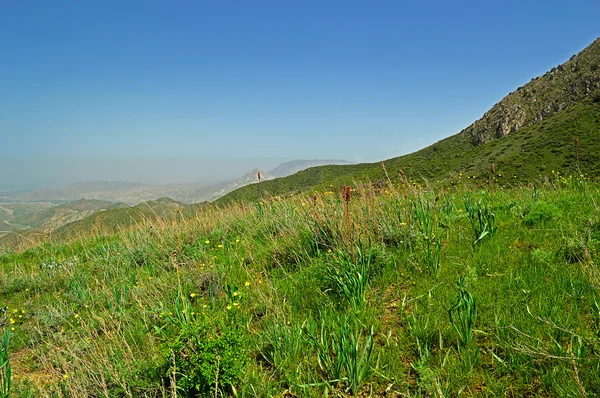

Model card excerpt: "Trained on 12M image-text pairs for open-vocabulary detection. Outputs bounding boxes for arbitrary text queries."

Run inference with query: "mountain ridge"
[218,37,600,204]
[462,37,600,145]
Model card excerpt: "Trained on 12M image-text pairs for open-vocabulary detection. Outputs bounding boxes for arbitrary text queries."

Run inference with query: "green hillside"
[0,198,204,250]
[219,38,600,205]
[13,199,124,230]
[219,99,600,204]
[52,198,197,237]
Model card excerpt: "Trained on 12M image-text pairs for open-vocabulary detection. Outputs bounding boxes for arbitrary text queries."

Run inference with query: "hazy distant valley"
[0,159,352,238]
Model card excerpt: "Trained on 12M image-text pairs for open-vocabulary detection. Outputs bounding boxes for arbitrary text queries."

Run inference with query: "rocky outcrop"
[462,37,600,146]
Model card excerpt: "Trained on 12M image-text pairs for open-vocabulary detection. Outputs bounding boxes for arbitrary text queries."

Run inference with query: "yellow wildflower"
[245,281,251,287]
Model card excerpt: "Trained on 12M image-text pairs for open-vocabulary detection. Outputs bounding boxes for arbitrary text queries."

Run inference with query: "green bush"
[523,202,559,226]
[160,313,246,396]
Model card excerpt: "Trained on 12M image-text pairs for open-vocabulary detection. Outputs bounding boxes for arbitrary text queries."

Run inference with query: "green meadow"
[2,170,600,396]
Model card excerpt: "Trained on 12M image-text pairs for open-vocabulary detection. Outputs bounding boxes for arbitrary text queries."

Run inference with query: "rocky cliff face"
[462,37,600,145]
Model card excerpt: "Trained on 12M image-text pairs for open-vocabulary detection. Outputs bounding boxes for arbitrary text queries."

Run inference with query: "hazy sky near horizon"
[2,1,600,189]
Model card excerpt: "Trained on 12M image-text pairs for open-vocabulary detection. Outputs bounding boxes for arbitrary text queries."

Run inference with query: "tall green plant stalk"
[448,276,477,348]
[490,163,495,206]
[0,329,11,398]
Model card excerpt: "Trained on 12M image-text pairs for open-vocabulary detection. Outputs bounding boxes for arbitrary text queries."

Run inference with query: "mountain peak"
[462,37,600,146]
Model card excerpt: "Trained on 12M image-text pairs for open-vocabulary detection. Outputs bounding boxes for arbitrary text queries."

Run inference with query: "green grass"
[1,173,600,396]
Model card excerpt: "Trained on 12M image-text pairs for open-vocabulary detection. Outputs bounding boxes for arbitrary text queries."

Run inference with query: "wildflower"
[302,202,306,206]
[63,374,69,380]
[233,302,239,307]
[327,249,332,253]
[245,281,251,287]
[74,314,79,319]
[218,244,223,248]
[10,327,15,331]
[226,305,232,310]
[9,319,15,324]
[205,240,210,244]
[233,291,239,297]
[202,304,208,308]
[190,293,197,298]
[236,239,240,243]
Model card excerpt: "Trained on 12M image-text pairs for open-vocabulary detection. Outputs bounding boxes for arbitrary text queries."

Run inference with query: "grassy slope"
[1,178,600,396]
[0,198,200,250]
[13,199,123,229]
[219,99,600,204]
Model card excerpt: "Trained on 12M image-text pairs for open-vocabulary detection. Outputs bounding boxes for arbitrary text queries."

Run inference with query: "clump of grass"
[464,194,497,244]
[303,316,375,395]
[322,246,372,309]
[448,276,477,348]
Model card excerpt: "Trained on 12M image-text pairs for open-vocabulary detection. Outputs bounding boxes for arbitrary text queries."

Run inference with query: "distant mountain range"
[0,159,355,243]
[0,159,353,205]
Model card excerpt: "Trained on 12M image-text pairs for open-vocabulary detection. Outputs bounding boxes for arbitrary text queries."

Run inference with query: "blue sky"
[1,1,599,188]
